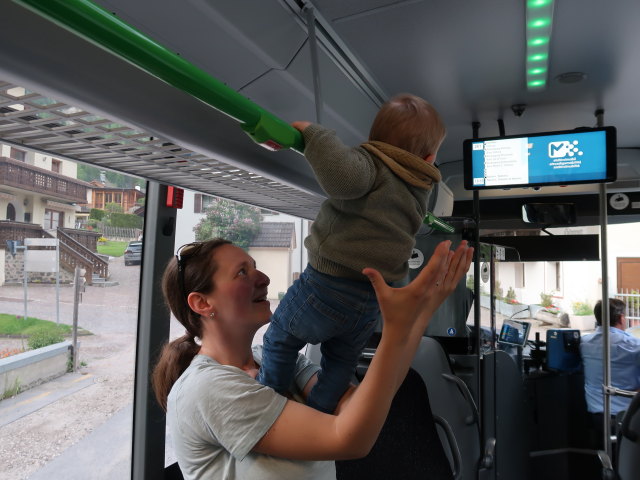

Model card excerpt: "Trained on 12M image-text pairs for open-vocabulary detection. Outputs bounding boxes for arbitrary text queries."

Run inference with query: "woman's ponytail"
[152,334,200,411]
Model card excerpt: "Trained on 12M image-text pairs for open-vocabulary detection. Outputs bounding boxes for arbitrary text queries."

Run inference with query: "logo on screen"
[548,140,583,158]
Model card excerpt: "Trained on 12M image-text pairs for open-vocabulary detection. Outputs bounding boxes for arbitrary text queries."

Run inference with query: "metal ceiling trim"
[279,0,388,106]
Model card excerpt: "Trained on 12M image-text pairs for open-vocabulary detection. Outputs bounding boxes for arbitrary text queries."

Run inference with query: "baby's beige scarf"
[361,141,441,189]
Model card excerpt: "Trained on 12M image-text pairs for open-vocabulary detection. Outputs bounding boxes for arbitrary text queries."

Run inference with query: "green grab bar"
[14,0,305,153]
[423,212,455,233]
[16,0,455,232]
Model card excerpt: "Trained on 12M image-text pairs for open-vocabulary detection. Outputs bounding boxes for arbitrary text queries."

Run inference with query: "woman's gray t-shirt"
[167,346,335,479]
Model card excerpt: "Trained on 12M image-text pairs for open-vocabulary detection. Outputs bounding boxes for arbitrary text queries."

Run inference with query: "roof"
[89,181,146,196]
[250,222,295,249]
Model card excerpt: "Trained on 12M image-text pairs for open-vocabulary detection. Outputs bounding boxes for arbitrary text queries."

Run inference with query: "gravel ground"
[0,256,139,480]
[0,334,135,479]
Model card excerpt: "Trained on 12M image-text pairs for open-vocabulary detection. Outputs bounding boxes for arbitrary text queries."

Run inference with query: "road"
[0,255,141,480]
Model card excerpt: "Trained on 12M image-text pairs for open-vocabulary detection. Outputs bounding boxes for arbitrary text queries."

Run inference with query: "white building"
[490,223,640,317]
[0,142,105,286]
[0,143,87,230]
[175,190,311,298]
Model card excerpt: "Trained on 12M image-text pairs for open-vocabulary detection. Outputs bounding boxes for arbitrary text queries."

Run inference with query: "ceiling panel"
[2,0,639,209]
[0,80,324,219]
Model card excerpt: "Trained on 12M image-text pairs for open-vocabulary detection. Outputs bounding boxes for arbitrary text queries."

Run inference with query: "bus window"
[0,150,143,479]
[165,188,311,465]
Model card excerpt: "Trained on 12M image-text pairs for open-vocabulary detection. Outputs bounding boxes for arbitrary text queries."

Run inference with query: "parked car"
[124,241,143,266]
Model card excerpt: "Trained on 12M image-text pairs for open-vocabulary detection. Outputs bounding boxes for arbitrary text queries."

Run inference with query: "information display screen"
[498,320,532,348]
[463,127,616,190]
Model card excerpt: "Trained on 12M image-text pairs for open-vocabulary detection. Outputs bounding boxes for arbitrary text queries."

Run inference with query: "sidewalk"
[27,404,133,480]
[0,372,95,428]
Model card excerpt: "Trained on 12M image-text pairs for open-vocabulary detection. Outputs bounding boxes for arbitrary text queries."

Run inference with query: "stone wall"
[3,249,73,284]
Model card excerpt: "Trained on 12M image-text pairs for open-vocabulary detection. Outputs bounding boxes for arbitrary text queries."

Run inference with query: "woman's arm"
[253,240,473,460]
[301,373,357,413]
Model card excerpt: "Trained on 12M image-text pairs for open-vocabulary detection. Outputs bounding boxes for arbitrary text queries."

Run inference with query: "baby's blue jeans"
[257,265,380,413]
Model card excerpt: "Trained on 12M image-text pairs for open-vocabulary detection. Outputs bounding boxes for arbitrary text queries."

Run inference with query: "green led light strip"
[525,0,555,90]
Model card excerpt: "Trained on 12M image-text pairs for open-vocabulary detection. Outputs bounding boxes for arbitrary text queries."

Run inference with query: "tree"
[77,164,144,189]
[110,212,143,228]
[193,198,261,250]
[104,202,124,214]
[89,208,105,221]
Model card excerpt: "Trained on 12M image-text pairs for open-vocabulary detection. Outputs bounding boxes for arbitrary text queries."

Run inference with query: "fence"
[100,226,141,241]
[615,289,640,329]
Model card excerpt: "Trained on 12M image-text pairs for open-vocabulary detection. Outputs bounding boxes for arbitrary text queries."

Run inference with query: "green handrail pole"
[423,212,455,233]
[14,0,305,153]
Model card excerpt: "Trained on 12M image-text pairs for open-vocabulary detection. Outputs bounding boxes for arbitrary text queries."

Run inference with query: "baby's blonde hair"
[369,93,446,158]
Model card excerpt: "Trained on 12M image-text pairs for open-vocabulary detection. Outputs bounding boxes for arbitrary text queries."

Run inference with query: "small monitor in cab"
[498,320,531,348]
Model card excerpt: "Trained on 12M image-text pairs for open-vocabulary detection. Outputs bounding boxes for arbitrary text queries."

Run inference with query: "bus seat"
[307,336,481,479]
[412,336,485,480]
[164,462,184,479]
[616,391,640,480]
[336,367,457,479]
[482,349,530,479]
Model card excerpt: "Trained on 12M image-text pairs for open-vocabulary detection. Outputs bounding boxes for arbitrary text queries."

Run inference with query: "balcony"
[0,220,43,244]
[0,156,89,204]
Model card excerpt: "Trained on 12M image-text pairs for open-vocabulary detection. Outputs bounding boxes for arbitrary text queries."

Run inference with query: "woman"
[152,238,472,479]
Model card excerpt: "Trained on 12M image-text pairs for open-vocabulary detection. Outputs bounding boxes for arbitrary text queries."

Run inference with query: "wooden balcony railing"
[60,227,100,252]
[0,156,89,204]
[0,220,45,244]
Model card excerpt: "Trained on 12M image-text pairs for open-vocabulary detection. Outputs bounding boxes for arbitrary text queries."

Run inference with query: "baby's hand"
[291,121,312,132]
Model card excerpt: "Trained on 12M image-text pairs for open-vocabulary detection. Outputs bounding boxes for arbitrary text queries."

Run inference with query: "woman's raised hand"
[363,240,473,338]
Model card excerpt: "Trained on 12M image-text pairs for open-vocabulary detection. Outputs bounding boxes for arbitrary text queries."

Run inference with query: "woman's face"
[208,244,271,327]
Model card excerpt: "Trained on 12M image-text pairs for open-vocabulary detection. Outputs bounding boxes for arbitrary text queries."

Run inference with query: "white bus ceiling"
[1,0,639,219]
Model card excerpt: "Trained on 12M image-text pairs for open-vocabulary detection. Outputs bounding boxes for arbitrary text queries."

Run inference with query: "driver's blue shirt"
[580,326,640,414]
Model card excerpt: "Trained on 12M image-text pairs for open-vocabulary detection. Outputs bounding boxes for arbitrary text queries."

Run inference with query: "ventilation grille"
[0,80,323,219]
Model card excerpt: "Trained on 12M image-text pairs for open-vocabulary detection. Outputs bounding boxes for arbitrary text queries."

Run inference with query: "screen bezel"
[463,126,617,190]
[497,320,532,347]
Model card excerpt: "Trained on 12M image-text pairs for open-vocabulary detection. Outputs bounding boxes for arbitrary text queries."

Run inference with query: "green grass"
[0,314,91,336]
[97,240,128,257]
[3,378,21,399]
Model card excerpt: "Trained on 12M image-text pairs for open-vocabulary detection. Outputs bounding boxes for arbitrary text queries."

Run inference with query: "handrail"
[433,415,463,480]
[60,227,100,250]
[604,385,638,399]
[56,228,107,267]
[57,242,105,283]
[14,0,305,153]
[442,373,479,426]
[54,228,109,281]
[16,0,456,231]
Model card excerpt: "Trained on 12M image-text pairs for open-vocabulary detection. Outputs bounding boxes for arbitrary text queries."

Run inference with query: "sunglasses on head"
[175,242,206,299]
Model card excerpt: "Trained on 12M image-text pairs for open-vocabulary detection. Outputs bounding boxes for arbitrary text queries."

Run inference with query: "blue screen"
[498,320,531,347]
[468,129,610,188]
